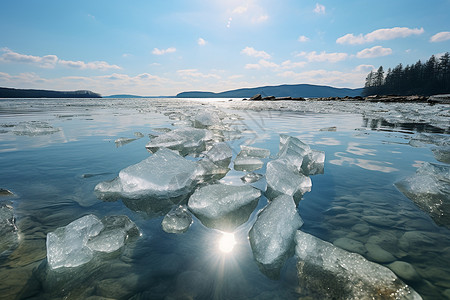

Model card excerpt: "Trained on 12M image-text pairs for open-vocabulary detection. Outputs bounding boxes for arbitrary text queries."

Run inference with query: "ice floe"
[46,214,139,269]
[188,183,261,230]
[395,162,450,227]
[95,148,199,200]
[249,194,303,278]
[12,121,60,136]
[162,205,193,234]
[295,230,422,300]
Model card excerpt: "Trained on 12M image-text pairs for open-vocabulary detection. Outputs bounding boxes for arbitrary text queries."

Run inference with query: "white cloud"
[298,35,310,42]
[232,6,248,14]
[177,69,221,79]
[245,63,261,70]
[337,27,424,44]
[356,46,392,58]
[353,64,375,73]
[430,31,450,42]
[198,38,207,46]
[258,59,278,68]
[313,3,326,14]
[252,15,269,23]
[0,48,120,70]
[241,46,271,59]
[152,47,176,55]
[281,60,307,69]
[297,51,348,63]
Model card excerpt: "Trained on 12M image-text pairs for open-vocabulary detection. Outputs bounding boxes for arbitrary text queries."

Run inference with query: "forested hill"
[363,52,450,96]
[177,84,363,98]
[0,87,102,98]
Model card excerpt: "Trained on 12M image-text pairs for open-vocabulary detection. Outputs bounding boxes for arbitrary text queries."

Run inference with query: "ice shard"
[161,205,193,234]
[188,184,261,230]
[295,230,422,300]
[249,194,303,278]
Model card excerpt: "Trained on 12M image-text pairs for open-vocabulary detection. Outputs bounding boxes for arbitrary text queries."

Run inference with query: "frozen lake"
[0,98,449,299]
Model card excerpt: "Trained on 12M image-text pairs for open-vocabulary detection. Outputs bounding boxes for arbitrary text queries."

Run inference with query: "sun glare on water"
[218,233,236,253]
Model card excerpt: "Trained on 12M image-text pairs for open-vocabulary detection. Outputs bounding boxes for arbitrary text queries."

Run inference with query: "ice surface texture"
[12,121,60,136]
[188,184,261,230]
[0,203,18,255]
[295,230,422,300]
[395,162,450,227]
[162,205,193,234]
[233,145,269,172]
[249,194,303,277]
[95,148,199,200]
[145,128,213,156]
[46,214,139,269]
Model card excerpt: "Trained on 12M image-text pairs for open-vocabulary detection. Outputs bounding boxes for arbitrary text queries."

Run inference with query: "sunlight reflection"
[218,232,236,253]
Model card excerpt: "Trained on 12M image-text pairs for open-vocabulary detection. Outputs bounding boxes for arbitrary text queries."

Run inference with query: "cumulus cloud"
[430,31,450,42]
[298,35,310,42]
[241,46,271,59]
[313,3,326,14]
[177,69,221,79]
[353,64,375,73]
[336,27,424,44]
[197,38,207,46]
[297,51,348,63]
[0,48,121,70]
[152,47,176,55]
[245,63,261,70]
[356,46,392,58]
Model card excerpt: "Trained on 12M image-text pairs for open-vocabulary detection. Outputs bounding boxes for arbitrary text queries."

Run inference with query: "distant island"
[176,84,363,98]
[0,87,101,98]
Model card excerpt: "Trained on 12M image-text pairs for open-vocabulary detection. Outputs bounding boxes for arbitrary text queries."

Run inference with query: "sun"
[218,232,236,253]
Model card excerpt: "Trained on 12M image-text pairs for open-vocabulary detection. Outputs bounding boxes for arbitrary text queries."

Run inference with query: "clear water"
[0,98,449,299]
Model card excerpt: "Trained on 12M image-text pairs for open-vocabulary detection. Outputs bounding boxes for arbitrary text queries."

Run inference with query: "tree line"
[363,52,450,96]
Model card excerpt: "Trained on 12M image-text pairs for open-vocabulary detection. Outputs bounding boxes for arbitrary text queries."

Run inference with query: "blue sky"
[1,0,449,96]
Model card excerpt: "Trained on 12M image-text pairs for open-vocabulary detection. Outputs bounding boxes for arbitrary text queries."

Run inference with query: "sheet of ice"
[192,111,221,129]
[239,145,270,158]
[249,194,303,277]
[161,205,193,234]
[188,184,261,230]
[295,230,422,300]
[145,128,213,156]
[233,154,264,172]
[46,214,139,269]
[95,148,199,200]
[301,149,325,175]
[277,135,310,172]
[12,121,60,136]
[114,137,137,147]
[204,142,232,168]
[265,159,312,201]
[395,162,450,227]
[196,159,230,182]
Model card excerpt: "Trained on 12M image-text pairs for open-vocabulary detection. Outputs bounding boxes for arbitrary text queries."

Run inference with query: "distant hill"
[0,87,101,98]
[104,94,174,98]
[177,84,363,98]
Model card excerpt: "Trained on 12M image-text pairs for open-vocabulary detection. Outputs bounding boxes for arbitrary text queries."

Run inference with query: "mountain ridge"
[176,84,363,98]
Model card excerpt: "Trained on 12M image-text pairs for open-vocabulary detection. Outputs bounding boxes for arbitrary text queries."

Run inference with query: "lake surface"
[0,98,449,299]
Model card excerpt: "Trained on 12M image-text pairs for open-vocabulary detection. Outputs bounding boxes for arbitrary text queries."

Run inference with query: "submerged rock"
[188,184,261,230]
[295,230,422,300]
[0,202,18,256]
[46,214,139,269]
[162,205,193,234]
[249,194,303,278]
[95,148,199,200]
[395,162,450,228]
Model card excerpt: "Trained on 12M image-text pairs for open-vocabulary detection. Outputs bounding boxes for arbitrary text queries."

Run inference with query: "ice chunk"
[95,148,199,200]
[239,145,270,158]
[295,230,422,300]
[301,149,325,175]
[162,205,193,234]
[188,184,261,230]
[241,172,264,183]
[12,121,60,136]
[431,146,450,164]
[204,142,232,168]
[278,135,310,172]
[193,111,221,128]
[46,214,139,270]
[196,159,230,182]
[145,128,213,156]
[0,203,18,255]
[395,162,450,227]
[249,194,303,278]
[265,159,312,201]
[114,137,136,147]
[233,155,264,172]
